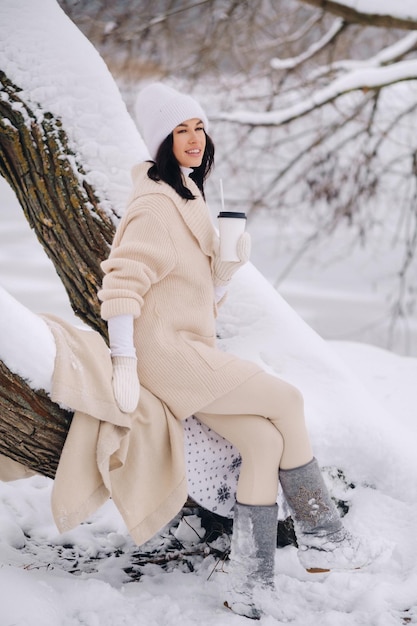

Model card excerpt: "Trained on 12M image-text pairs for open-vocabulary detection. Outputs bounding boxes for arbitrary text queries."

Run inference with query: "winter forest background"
[4,0,417,355]
[1,1,417,625]
[55,0,417,357]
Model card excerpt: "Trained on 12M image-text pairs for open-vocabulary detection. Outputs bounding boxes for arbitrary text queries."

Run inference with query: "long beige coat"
[99,162,260,419]
[47,316,188,546]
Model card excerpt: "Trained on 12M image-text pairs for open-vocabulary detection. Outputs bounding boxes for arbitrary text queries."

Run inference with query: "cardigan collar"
[130,162,217,257]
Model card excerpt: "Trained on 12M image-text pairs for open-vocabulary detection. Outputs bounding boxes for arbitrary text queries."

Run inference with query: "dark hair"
[147,131,215,200]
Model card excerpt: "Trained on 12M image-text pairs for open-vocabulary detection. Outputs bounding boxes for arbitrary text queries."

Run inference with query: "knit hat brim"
[135,82,209,160]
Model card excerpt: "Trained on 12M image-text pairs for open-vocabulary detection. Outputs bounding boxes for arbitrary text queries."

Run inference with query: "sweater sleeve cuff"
[100,298,141,321]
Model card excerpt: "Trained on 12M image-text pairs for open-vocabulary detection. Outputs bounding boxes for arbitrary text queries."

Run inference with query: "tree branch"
[0,360,72,478]
[271,18,346,70]
[308,32,417,83]
[0,71,115,337]
[216,59,417,127]
[0,71,117,475]
[300,0,417,30]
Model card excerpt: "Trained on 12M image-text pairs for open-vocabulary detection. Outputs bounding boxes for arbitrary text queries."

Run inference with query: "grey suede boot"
[280,458,371,573]
[225,502,278,619]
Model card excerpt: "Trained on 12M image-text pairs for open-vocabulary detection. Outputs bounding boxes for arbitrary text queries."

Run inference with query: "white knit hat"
[135,82,209,160]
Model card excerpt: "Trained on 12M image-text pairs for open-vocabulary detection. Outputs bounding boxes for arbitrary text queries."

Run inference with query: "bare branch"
[271,18,346,70]
[308,32,417,82]
[216,59,417,127]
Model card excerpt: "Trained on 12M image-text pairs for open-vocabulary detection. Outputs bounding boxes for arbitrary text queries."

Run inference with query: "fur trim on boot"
[280,458,375,572]
[225,502,277,619]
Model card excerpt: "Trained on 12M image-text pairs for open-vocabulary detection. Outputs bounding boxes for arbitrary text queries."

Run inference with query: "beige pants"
[195,371,313,506]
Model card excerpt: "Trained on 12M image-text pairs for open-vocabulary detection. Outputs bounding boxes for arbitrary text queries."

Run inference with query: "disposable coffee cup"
[217,211,247,262]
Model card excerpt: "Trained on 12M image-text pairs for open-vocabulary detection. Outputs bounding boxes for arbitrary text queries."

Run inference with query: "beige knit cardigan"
[99,162,260,419]
[0,165,260,545]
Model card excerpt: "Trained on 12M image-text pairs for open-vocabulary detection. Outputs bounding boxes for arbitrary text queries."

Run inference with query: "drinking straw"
[219,178,225,212]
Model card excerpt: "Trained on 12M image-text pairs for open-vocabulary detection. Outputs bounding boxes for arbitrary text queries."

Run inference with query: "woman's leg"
[194,411,283,619]
[197,372,375,611]
[199,374,375,573]
[198,371,313,469]
[195,411,283,505]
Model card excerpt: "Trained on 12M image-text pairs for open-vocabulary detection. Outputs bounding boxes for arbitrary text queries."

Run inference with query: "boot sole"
[306,565,361,574]
[306,567,330,573]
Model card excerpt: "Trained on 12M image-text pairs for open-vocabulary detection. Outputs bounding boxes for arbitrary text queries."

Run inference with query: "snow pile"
[0,0,148,217]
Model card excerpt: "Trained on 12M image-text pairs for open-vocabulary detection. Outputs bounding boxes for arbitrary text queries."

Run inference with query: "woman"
[98,82,373,619]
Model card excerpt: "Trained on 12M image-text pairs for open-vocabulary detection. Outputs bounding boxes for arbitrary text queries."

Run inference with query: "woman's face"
[172,118,206,168]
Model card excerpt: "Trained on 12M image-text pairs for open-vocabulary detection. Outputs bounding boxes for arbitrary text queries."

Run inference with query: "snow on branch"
[370,31,417,65]
[300,0,417,30]
[271,18,345,70]
[0,286,55,392]
[280,13,323,45]
[216,58,417,127]
[308,32,417,81]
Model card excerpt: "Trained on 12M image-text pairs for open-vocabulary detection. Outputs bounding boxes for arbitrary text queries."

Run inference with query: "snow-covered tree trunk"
[0,0,144,477]
[0,361,72,478]
[0,71,113,336]
[0,71,115,476]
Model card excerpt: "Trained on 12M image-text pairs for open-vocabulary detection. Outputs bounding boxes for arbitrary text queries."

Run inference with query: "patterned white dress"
[184,415,241,518]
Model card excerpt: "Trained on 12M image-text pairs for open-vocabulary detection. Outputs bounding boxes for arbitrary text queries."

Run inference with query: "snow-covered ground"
[2,176,417,625]
[1,0,417,624]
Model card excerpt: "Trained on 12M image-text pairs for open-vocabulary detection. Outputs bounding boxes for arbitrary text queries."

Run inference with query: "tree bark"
[300,0,417,30]
[0,70,116,476]
[0,70,115,337]
[0,361,73,478]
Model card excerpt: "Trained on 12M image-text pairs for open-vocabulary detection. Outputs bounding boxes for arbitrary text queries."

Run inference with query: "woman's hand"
[213,232,251,286]
[111,356,140,413]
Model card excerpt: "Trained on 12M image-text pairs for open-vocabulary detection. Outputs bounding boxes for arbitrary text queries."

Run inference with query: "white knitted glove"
[111,356,140,413]
[213,232,251,286]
